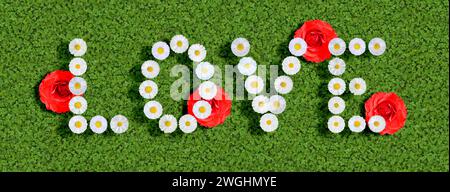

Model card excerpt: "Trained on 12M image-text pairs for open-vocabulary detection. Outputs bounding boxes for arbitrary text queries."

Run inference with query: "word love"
[39,19,407,136]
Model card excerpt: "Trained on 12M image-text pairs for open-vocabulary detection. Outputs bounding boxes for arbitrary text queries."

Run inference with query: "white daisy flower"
[282,56,301,75]
[288,38,307,56]
[188,44,207,62]
[328,78,346,96]
[328,58,346,76]
[89,115,108,134]
[139,80,158,99]
[143,100,163,119]
[348,116,366,133]
[368,38,386,56]
[159,114,177,134]
[269,95,286,115]
[328,38,346,56]
[327,115,345,134]
[251,95,269,114]
[192,100,212,119]
[349,78,367,96]
[170,35,189,53]
[198,81,218,100]
[68,115,87,134]
[328,96,345,115]
[274,76,293,94]
[141,60,160,79]
[68,77,87,95]
[179,114,197,134]
[349,38,366,56]
[110,115,129,134]
[151,41,170,60]
[245,75,264,95]
[237,57,257,76]
[260,113,278,132]
[69,96,87,115]
[368,115,386,133]
[231,37,250,57]
[195,62,215,80]
[69,38,87,57]
[69,58,87,76]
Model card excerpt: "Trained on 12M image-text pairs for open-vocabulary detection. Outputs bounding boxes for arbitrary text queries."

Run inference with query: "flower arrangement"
[141,35,232,134]
[40,38,129,134]
[37,20,406,136]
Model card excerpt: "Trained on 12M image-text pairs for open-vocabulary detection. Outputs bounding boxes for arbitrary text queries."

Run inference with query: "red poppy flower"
[187,87,232,128]
[39,70,75,113]
[294,20,337,63]
[365,92,408,135]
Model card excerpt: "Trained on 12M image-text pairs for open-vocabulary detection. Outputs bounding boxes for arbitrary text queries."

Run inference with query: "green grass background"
[0,0,448,171]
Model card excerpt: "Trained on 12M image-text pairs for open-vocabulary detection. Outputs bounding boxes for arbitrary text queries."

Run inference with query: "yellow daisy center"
[374,121,380,127]
[374,43,380,50]
[194,50,200,56]
[117,122,123,127]
[266,120,272,125]
[74,82,81,90]
[244,63,251,69]
[273,101,280,109]
[333,122,339,127]
[157,47,164,54]
[354,43,361,50]
[75,121,82,128]
[150,106,157,113]
[334,43,340,50]
[334,64,340,69]
[147,66,153,72]
[165,121,171,127]
[354,121,361,127]
[74,102,82,109]
[333,83,340,90]
[251,81,258,88]
[258,101,265,107]
[199,106,206,113]
[95,121,102,128]
[185,121,191,126]
[205,88,211,93]
[334,103,339,108]
[75,64,81,69]
[177,41,183,47]
[145,86,152,93]
[74,44,81,51]
[201,67,208,74]
[294,43,301,50]
[280,82,287,88]
[288,63,294,68]
[355,83,361,90]
[237,43,244,51]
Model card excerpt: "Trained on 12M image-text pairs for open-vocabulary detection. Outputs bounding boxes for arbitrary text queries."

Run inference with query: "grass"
[0,0,448,171]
